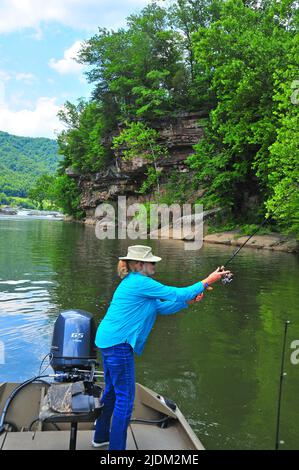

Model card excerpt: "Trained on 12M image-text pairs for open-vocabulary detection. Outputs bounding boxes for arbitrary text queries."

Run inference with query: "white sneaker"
[92,440,109,448]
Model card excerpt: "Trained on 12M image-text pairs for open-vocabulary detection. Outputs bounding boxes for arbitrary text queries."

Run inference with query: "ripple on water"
[0,280,30,285]
[0,220,298,448]
[0,278,56,376]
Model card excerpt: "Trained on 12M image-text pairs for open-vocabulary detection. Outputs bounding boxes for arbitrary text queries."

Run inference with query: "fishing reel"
[221,272,234,285]
[218,266,234,285]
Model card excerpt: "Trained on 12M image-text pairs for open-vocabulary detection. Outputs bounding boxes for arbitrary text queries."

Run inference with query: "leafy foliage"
[78,3,188,121]
[112,121,166,196]
[51,174,85,218]
[28,174,56,210]
[57,100,111,173]
[187,0,298,233]
[265,11,299,236]
[52,0,298,236]
[0,131,60,197]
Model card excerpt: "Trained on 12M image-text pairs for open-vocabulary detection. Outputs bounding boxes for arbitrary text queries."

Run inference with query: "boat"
[0,309,204,451]
[0,381,204,450]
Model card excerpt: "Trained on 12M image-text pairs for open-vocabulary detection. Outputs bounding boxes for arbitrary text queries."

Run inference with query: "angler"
[93,244,231,450]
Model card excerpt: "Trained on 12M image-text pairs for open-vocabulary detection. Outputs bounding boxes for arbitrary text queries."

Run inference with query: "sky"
[0,0,154,139]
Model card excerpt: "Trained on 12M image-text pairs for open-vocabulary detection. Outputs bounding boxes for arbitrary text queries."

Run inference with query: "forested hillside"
[44,1,299,235]
[0,131,60,197]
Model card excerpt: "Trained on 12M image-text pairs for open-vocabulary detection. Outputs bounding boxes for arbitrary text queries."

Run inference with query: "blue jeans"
[94,343,135,450]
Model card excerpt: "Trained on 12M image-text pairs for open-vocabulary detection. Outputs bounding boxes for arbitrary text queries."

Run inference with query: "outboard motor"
[0,310,103,443]
[50,309,98,379]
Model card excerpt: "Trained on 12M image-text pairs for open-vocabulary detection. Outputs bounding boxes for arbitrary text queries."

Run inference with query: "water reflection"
[0,217,298,449]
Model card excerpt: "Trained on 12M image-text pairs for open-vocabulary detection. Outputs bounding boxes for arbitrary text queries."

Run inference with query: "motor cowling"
[50,309,98,372]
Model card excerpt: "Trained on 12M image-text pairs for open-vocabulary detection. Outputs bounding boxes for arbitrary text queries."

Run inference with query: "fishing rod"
[220,187,297,284]
[224,216,272,268]
[275,320,290,450]
[220,216,271,284]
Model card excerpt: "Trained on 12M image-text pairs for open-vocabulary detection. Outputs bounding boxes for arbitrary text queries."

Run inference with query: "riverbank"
[203,231,298,253]
[0,206,64,219]
[149,223,299,253]
[63,215,299,254]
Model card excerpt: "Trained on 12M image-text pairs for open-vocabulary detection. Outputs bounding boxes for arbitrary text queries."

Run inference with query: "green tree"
[53,0,298,236]
[0,131,60,197]
[168,0,221,109]
[52,174,85,218]
[112,121,167,197]
[57,100,110,173]
[78,2,186,121]
[0,192,9,205]
[265,5,299,236]
[28,174,56,210]
[188,0,297,223]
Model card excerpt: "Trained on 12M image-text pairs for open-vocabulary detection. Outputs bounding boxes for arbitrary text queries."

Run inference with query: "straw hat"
[119,245,161,262]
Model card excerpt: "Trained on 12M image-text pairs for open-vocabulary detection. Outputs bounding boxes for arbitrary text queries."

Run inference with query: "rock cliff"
[66,112,207,224]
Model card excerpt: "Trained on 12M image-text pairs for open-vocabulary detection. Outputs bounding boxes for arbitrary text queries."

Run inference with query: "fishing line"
[220,187,298,284]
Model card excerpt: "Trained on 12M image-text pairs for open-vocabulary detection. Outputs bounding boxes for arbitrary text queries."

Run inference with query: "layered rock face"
[63,113,298,252]
[66,112,206,223]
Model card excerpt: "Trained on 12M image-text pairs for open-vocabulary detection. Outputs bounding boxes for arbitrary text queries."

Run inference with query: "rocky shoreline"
[147,221,298,254]
[203,231,298,253]
[156,227,298,253]
[0,206,64,219]
[64,213,298,254]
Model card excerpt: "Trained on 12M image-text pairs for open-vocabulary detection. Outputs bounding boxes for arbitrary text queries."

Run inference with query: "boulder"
[0,206,18,215]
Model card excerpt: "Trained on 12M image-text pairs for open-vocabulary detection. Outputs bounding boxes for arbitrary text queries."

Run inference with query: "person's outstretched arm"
[137,275,205,303]
[136,267,232,303]
[156,299,189,315]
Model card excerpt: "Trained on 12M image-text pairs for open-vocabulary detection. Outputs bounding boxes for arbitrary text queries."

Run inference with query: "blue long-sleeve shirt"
[95,271,204,355]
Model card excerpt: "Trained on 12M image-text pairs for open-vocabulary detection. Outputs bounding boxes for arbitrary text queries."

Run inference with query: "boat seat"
[39,381,103,450]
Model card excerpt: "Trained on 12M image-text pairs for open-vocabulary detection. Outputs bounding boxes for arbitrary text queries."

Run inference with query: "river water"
[0,216,298,449]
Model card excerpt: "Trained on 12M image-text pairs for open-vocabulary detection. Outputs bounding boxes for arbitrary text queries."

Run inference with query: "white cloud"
[0,70,37,84]
[8,91,34,110]
[15,72,36,84]
[0,96,65,138]
[0,0,151,34]
[49,41,84,75]
[0,70,11,81]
